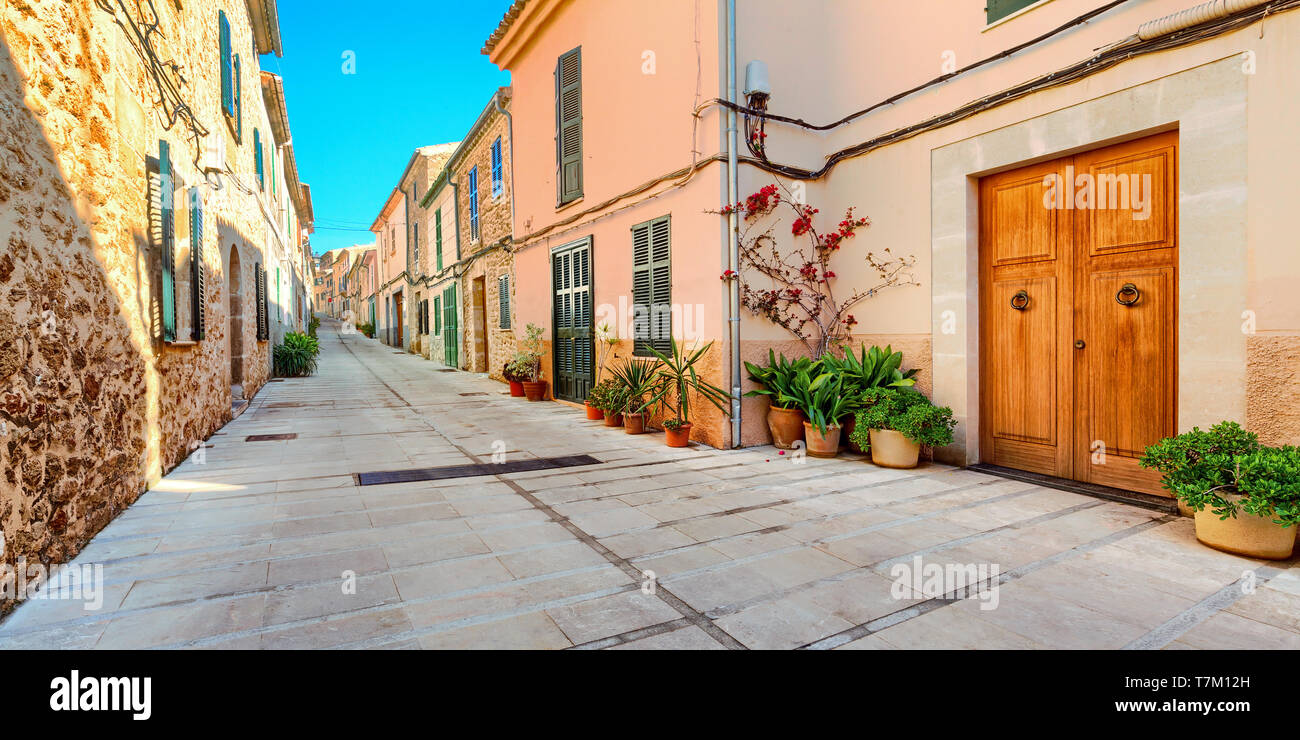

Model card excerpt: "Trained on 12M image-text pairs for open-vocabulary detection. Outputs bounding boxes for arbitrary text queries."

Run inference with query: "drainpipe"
[726,0,742,448]
[1137,0,1269,38]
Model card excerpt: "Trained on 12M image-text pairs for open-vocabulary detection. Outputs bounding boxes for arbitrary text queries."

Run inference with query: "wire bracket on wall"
[94,0,210,170]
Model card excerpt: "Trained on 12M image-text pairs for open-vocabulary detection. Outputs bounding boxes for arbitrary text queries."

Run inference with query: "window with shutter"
[219,11,233,118]
[158,140,177,342]
[254,129,264,190]
[631,216,671,357]
[413,222,419,266]
[986,0,1040,24]
[468,167,480,242]
[190,187,206,341]
[233,54,242,141]
[275,267,281,322]
[255,264,269,341]
[435,209,443,271]
[491,138,504,197]
[434,295,441,335]
[555,47,583,206]
[499,274,511,329]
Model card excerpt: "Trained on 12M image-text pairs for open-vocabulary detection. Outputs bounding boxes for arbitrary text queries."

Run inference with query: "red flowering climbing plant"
[716,181,918,359]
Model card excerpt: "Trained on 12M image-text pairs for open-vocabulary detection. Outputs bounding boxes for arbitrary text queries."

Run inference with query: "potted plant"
[518,323,548,402]
[784,368,854,458]
[591,379,627,428]
[608,357,662,435]
[503,357,529,397]
[851,388,955,469]
[1139,422,1300,560]
[584,323,620,419]
[647,340,732,448]
[823,344,918,452]
[743,350,818,449]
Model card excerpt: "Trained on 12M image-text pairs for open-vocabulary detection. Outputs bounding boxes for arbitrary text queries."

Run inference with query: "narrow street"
[0,320,1295,650]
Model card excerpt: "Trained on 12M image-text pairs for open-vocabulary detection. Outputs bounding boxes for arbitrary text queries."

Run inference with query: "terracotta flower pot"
[802,422,841,458]
[1193,494,1297,560]
[842,415,866,453]
[624,414,647,434]
[665,423,693,448]
[522,380,548,402]
[767,405,806,450]
[869,429,921,469]
[585,402,605,420]
[508,381,525,397]
[603,412,624,427]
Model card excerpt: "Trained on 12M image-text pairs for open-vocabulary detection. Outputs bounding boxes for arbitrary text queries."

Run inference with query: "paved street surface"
[3,321,1299,650]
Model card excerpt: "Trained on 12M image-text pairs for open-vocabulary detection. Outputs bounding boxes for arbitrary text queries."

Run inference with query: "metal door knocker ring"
[1010,290,1030,311]
[1116,283,1140,306]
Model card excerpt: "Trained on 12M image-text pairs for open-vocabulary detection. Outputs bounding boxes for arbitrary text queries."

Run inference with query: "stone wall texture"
[453,93,516,380]
[0,0,289,616]
[1247,334,1300,447]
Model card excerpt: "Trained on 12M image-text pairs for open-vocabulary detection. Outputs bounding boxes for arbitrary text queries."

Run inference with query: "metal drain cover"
[356,454,601,486]
[459,392,488,397]
[245,433,298,442]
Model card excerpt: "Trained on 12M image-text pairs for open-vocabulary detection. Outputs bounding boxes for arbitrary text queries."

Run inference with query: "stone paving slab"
[3,319,1298,650]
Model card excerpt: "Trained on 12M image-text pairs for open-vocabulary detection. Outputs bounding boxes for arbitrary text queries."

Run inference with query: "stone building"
[416,88,517,377]
[0,0,311,614]
[394,144,456,359]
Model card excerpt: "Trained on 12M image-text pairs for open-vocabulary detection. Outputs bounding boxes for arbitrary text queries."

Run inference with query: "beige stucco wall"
[730,0,1300,456]
[0,0,294,614]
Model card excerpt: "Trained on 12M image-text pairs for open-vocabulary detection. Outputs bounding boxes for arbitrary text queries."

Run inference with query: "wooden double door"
[979,131,1178,496]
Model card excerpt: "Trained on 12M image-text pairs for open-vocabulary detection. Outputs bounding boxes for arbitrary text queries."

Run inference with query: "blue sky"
[260,1,514,256]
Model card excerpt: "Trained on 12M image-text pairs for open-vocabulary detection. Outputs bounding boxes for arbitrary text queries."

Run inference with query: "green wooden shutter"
[499,274,511,329]
[159,140,176,342]
[255,264,268,341]
[632,216,671,356]
[986,0,1039,24]
[434,295,441,335]
[435,209,443,271]
[275,267,281,322]
[233,54,242,141]
[190,187,205,340]
[555,47,582,205]
[254,129,264,189]
[442,284,458,366]
[219,11,233,117]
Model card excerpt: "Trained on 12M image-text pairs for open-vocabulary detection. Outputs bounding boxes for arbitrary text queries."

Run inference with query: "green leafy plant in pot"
[784,367,855,458]
[518,323,547,401]
[583,323,619,419]
[608,357,663,435]
[744,350,818,449]
[851,388,955,469]
[647,340,732,447]
[503,357,530,397]
[823,344,919,452]
[1139,422,1300,559]
[588,379,628,427]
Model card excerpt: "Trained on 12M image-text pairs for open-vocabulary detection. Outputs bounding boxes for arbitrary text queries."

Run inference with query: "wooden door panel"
[1079,140,1177,257]
[989,276,1057,445]
[1082,267,1175,459]
[988,173,1059,266]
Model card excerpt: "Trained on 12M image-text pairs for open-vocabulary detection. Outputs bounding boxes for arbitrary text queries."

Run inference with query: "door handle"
[1116,283,1140,306]
[1010,290,1030,311]
[1074,340,1086,349]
